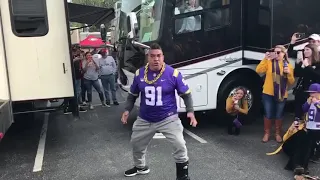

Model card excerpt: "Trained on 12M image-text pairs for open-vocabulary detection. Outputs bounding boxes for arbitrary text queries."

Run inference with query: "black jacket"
[288,43,300,59]
[73,58,83,80]
[294,61,320,94]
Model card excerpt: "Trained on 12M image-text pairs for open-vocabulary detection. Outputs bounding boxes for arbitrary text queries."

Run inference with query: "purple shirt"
[302,101,320,129]
[130,64,190,122]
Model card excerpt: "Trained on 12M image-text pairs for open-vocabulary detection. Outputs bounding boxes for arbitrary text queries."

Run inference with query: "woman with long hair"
[225,87,248,135]
[293,44,320,163]
[256,45,295,143]
[294,44,320,120]
[82,52,105,110]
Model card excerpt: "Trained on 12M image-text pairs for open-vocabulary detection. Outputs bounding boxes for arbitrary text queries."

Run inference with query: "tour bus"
[116,0,320,123]
[0,0,114,141]
[110,1,122,44]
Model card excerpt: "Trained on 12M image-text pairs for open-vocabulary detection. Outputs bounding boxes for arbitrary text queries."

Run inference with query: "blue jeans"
[75,79,81,103]
[262,93,286,119]
[83,79,104,103]
[100,74,117,103]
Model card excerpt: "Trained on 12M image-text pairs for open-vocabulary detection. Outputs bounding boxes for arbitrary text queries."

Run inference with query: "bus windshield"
[119,0,163,43]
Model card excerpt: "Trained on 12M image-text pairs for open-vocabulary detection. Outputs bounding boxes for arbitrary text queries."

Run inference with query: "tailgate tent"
[80,35,110,48]
[67,3,115,26]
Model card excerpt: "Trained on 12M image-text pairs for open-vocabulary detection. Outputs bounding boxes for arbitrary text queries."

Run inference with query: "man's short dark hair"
[149,43,162,50]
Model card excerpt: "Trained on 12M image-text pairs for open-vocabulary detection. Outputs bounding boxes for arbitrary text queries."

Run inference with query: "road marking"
[33,113,49,172]
[153,133,166,139]
[183,129,207,143]
[91,100,126,107]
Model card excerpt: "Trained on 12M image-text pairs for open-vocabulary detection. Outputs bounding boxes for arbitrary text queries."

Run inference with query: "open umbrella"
[80,35,106,48]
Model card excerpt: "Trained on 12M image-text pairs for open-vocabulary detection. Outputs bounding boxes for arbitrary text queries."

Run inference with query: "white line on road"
[183,129,207,144]
[92,100,126,107]
[33,113,49,172]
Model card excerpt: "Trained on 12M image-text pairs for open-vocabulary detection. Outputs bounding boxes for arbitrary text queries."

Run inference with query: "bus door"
[0,14,13,140]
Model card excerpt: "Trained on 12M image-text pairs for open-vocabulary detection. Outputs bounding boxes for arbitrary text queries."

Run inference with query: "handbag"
[233,115,242,128]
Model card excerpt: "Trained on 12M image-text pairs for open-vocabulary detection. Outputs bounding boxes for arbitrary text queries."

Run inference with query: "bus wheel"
[217,75,262,125]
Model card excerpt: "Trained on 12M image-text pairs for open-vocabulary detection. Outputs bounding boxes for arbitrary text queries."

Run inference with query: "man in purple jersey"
[121,43,197,180]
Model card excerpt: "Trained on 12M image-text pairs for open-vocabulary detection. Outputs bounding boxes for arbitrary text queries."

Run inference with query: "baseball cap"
[305,83,320,93]
[309,34,320,41]
[100,48,108,54]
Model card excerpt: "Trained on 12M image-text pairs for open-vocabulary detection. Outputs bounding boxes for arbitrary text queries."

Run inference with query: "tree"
[70,0,118,31]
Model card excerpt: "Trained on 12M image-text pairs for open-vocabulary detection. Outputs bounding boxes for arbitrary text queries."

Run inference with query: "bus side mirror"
[127,12,139,39]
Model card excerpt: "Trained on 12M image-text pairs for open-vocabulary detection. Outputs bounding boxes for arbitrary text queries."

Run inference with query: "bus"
[110,1,122,44]
[116,0,320,123]
[0,0,115,141]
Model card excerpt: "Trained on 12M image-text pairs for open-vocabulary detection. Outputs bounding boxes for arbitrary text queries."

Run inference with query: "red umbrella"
[80,35,106,48]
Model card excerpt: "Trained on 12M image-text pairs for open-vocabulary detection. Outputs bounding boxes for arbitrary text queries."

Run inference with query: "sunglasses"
[274,51,281,54]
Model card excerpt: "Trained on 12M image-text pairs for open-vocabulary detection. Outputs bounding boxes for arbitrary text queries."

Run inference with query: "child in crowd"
[225,87,248,135]
[294,83,320,175]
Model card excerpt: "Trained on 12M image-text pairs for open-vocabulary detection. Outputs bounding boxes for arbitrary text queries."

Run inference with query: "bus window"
[175,15,202,34]
[9,0,49,37]
[139,0,163,42]
[204,8,230,30]
[174,0,203,34]
[260,0,270,7]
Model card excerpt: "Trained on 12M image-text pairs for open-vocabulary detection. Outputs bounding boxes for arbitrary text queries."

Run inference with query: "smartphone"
[297,51,303,62]
[296,33,305,39]
[268,52,277,59]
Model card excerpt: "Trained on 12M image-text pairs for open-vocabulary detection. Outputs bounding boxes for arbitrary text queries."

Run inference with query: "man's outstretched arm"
[125,93,139,112]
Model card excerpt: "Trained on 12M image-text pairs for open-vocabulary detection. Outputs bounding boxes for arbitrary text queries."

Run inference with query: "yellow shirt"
[226,97,248,115]
[256,59,295,98]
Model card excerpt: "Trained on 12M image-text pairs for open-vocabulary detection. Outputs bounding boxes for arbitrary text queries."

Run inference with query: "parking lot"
[0,91,319,180]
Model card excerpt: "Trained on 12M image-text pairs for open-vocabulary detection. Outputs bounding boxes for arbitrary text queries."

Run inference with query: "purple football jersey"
[130,64,190,122]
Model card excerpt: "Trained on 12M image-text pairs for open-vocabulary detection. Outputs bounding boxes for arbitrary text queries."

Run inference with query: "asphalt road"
[0,91,319,180]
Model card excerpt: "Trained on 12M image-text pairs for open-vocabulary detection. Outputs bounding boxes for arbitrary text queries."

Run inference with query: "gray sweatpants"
[131,114,189,168]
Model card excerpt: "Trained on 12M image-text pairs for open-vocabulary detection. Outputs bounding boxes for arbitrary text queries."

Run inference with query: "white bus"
[0,0,115,141]
[0,0,74,140]
[116,0,320,124]
[110,1,122,44]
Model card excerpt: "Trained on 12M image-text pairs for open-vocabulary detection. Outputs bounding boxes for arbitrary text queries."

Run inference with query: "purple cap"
[305,83,320,93]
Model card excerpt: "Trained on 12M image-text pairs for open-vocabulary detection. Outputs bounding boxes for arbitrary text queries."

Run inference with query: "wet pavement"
[0,89,319,180]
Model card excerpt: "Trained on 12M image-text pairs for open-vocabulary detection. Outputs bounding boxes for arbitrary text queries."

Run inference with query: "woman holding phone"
[256,45,295,143]
[293,44,320,162]
[225,87,248,135]
[293,44,320,121]
[82,52,106,110]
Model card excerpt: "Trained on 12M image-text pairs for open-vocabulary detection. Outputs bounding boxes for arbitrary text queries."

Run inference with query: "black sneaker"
[79,107,87,112]
[124,166,150,177]
[114,101,119,105]
[63,108,72,115]
[294,166,304,175]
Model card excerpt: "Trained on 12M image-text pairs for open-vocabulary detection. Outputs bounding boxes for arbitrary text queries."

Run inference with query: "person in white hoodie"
[82,52,106,109]
[98,49,119,106]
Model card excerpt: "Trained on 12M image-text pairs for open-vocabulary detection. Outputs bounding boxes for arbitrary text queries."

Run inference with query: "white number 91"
[145,86,163,106]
